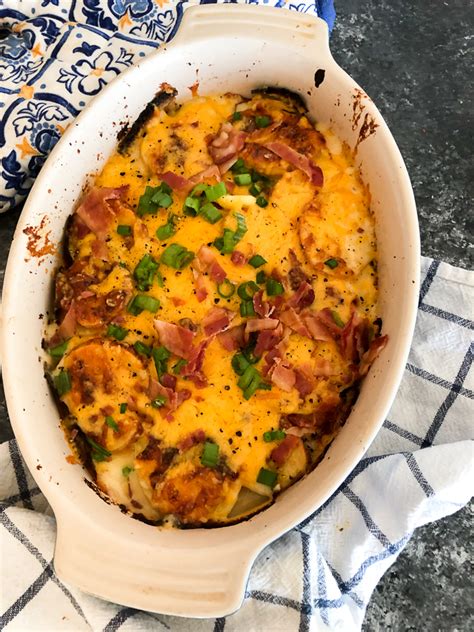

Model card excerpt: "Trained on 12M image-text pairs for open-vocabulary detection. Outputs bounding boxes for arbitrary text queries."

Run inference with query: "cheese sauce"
[48,87,386,526]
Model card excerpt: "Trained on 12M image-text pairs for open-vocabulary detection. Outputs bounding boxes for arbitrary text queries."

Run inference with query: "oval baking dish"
[1,5,419,618]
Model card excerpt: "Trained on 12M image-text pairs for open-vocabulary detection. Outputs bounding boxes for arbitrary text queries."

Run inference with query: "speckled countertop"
[0,0,472,629]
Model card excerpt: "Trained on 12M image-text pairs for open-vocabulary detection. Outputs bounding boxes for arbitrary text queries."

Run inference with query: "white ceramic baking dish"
[1,4,420,618]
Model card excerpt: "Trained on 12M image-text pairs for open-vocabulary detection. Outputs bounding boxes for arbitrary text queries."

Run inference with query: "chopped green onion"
[257,467,278,488]
[134,341,152,356]
[240,299,256,317]
[249,183,262,196]
[86,437,111,462]
[237,365,259,390]
[332,311,345,328]
[237,281,259,301]
[243,375,264,400]
[266,278,284,296]
[231,353,250,376]
[231,158,246,173]
[205,181,227,202]
[256,270,267,284]
[152,346,170,378]
[48,340,68,359]
[234,212,247,242]
[255,115,271,128]
[156,216,176,240]
[160,243,194,269]
[183,195,201,217]
[54,369,71,397]
[234,173,252,186]
[122,466,134,477]
[200,202,223,224]
[248,254,267,268]
[201,442,219,467]
[117,224,132,236]
[221,228,236,254]
[119,403,127,414]
[172,358,188,375]
[232,111,243,121]
[217,279,236,298]
[105,416,119,432]
[137,183,173,216]
[242,346,260,364]
[263,429,286,442]
[256,196,268,208]
[324,258,339,269]
[133,254,159,292]
[106,323,129,341]
[151,395,166,409]
[127,294,160,316]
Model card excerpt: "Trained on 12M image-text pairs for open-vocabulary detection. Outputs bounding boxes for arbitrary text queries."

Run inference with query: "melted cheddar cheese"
[48,87,386,527]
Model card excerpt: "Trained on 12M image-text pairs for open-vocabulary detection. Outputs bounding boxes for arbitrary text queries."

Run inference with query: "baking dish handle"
[54,505,263,618]
[171,4,330,55]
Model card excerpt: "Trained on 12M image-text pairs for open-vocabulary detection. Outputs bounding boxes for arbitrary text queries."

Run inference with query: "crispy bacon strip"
[197,245,227,283]
[270,435,301,466]
[270,361,296,392]
[208,122,247,165]
[160,171,192,191]
[217,324,245,352]
[181,339,211,388]
[287,282,315,310]
[279,307,312,338]
[254,323,284,357]
[153,320,196,360]
[245,317,279,335]
[202,307,235,337]
[358,335,388,376]
[178,429,206,452]
[263,141,323,186]
[75,186,128,240]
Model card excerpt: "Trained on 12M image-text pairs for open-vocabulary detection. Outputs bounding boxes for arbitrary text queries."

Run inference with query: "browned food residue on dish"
[23,216,56,260]
[352,88,378,149]
[188,81,199,97]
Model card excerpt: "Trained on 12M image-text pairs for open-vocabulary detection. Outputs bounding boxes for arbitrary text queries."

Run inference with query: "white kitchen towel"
[1,256,473,631]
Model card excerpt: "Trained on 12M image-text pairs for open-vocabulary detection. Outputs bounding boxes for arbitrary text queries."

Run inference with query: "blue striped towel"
[1,256,473,630]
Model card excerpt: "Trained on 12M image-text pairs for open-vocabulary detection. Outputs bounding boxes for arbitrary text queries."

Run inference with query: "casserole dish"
[1,4,420,618]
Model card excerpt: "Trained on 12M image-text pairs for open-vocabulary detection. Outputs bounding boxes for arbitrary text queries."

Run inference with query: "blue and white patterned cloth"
[0,0,335,213]
[1,257,473,631]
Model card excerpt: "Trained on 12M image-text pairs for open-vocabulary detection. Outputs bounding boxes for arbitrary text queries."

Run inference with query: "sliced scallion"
[255,115,271,128]
[256,270,267,284]
[205,181,227,202]
[257,467,278,488]
[248,254,267,268]
[86,437,111,462]
[256,196,268,208]
[263,429,286,442]
[234,173,252,186]
[133,254,159,292]
[160,243,194,269]
[117,224,132,237]
[266,278,284,296]
[183,195,201,217]
[134,341,152,356]
[240,300,256,317]
[231,158,246,174]
[217,279,236,298]
[122,466,134,477]
[54,369,71,397]
[152,346,170,378]
[172,358,188,375]
[200,202,223,224]
[105,416,119,432]
[237,281,259,301]
[232,111,243,121]
[332,311,345,328]
[106,323,129,341]
[231,353,250,376]
[151,395,166,409]
[119,402,127,414]
[324,258,339,269]
[127,294,160,316]
[48,340,68,359]
[201,441,219,467]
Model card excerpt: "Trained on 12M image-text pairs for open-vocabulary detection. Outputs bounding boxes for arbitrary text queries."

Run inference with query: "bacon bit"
[178,429,206,452]
[75,186,128,240]
[171,296,186,306]
[294,365,315,397]
[192,269,208,302]
[189,164,221,184]
[160,171,192,191]
[23,215,56,260]
[161,373,177,390]
[245,317,279,335]
[270,435,301,466]
[56,302,77,340]
[254,323,284,357]
[208,122,247,165]
[313,358,336,377]
[253,290,272,318]
[279,307,312,338]
[181,340,210,388]
[316,308,344,336]
[287,282,315,310]
[230,250,247,266]
[154,320,196,360]
[281,396,341,435]
[358,335,388,376]
[303,312,334,342]
[134,220,148,239]
[197,245,227,283]
[202,307,234,336]
[148,377,191,416]
[263,141,324,186]
[217,324,245,351]
[270,361,296,392]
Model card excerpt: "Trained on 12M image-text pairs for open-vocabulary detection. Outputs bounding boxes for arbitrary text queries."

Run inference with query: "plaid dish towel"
[0,0,336,213]
[1,256,473,631]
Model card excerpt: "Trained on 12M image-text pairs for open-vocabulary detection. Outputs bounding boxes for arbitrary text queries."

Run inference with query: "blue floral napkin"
[0,0,335,212]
